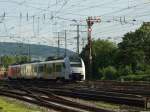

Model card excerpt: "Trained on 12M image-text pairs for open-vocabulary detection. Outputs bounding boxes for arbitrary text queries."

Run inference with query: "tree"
[118,22,150,73]
[80,39,117,79]
[0,55,31,68]
[80,22,150,81]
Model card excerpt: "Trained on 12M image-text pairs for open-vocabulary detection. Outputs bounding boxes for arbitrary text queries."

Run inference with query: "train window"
[46,64,52,74]
[53,63,55,72]
[55,63,62,72]
[44,64,47,72]
[38,65,44,72]
[34,66,37,72]
[70,63,82,67]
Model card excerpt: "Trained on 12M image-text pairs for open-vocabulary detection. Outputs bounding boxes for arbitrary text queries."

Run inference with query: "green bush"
[122,74,150,81]
[118,65,133,76]
[145,65,150,74]
[134,64,150,76]
[99,66,118,80]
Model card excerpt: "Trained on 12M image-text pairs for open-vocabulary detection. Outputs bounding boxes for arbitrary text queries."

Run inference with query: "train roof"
[10,60,41,65]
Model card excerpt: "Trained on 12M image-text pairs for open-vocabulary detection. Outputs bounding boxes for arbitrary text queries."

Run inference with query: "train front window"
[70,63,82,67]
[69,57,82,67]
[69,57,81,62]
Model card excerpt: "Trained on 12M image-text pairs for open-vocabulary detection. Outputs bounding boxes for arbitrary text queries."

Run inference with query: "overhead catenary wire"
[0,0,149,51]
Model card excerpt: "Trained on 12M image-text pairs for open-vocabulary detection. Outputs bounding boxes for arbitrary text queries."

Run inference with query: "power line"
[70,23,87,54]
[60,0,121,14]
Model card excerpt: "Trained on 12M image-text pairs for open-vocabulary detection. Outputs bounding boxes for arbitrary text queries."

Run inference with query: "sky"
[0,0,150,53]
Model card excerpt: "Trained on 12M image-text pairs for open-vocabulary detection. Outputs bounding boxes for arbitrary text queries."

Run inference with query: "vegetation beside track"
[81,22,150,81]
[0,96,49,112]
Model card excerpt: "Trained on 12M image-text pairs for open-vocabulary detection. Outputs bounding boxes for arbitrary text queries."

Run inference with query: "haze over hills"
[0,42,75,60]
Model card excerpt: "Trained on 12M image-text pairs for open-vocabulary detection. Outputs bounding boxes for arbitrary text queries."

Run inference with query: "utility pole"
[37,16,40,37]
[86,16,101,78]
[82,37,86,49]
[57,32,60,57]
[19,12,22,56]
[54,32,64,57]
[32,16,35,37]
[64,30,67,57]
[70,24,86,54]
[27,40,31,62]
[76,25,80,54]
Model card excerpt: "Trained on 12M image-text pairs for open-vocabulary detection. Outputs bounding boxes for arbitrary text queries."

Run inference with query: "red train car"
[8,65,21,79]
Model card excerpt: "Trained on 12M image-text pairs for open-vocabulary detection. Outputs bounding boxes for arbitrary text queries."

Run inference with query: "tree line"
[80,22,150,81]
[0,55,31,68]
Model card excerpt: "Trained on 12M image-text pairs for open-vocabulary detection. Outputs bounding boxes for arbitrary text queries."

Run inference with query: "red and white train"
[8,57,85,81]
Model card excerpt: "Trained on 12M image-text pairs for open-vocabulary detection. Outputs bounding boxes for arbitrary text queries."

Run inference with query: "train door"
[37,64,44,79]
[45,63,53,79]
[52,63,56,79]
[16,65,21,79]
[23,65,26,79]
[43,64,47,79]
[30,64,35,79]
[12,66,17,79]
[8,66,14,78]
[55,62,64,79]
[20,65,25,78]
[32,64,37,78]
[25,64,32,79]
[13,66,17,79]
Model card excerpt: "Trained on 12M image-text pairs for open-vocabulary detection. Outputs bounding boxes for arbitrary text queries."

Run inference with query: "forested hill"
[0,42,75,58]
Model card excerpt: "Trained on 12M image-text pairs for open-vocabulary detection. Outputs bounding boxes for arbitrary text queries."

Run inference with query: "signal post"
[86,16,101,78]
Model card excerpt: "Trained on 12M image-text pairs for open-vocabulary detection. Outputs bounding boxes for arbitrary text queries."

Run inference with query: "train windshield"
[70,62,82,67]
[69,57,82,67]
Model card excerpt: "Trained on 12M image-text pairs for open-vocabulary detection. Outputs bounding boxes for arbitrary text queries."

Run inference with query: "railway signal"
[86,16,101,78]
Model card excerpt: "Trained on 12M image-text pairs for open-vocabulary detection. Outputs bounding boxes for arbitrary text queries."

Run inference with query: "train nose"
[69,73,84,81]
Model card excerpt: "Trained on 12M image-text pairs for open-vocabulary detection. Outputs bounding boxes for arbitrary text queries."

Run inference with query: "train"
[69,57,85,80]
[0,66,7,79]
[7,57,85,81]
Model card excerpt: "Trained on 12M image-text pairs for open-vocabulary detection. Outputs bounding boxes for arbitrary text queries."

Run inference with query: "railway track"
[0,86,111,112]
[0,79,150,110]
[11,84,148,109]
[38,88,146,108]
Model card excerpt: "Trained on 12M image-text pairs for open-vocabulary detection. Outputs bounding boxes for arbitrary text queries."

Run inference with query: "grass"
[94,101,120,111]
[95,101,144,112]
[0,96,48,112]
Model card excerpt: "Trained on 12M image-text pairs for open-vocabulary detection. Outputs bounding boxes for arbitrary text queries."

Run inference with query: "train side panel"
[38,61,67,80]
[7,57,81,81]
